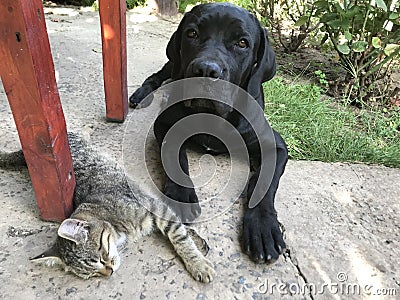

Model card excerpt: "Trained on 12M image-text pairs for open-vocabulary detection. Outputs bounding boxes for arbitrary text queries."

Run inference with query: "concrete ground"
[0,7,399,300]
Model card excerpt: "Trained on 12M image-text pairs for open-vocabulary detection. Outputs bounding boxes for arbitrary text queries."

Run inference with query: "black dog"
[130,3,288,264]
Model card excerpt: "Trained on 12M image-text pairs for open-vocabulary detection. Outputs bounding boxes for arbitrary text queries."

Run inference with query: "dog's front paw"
[242,209,286,263]
[129,85,154,108]
[164,185,201,222]
[185,257,216,283]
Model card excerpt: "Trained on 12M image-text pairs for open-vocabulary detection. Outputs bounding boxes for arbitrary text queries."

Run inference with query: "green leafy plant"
[126,0,146,9]
[316,0,400,105]
[314,69,329,89]
[256,0,322,52]
[91,0,98,11]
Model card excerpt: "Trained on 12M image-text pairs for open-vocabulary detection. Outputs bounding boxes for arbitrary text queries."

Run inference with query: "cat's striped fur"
[0,132,215,282]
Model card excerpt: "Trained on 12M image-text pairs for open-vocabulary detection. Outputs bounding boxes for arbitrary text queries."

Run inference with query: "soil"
[274,44,400,109]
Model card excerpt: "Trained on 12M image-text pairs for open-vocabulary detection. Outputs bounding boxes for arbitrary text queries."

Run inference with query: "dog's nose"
[192,61,223,78]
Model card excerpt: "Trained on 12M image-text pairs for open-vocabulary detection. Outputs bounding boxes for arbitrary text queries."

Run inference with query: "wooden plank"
[0,0,75,221]
[99,0,128,122]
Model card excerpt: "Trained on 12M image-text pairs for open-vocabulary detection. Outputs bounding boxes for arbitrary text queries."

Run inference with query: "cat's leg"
[154,213,215,283]
[186,227,210,256]
[0,150,27,169]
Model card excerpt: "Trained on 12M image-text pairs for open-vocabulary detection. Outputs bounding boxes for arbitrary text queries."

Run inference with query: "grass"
[263,78,400,167]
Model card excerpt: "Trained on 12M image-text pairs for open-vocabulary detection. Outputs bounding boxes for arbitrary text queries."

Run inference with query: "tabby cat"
[0,132,215,282]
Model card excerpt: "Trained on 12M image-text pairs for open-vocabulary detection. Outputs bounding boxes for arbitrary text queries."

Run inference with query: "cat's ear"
[30,243,63,266]
[57,218,89,244]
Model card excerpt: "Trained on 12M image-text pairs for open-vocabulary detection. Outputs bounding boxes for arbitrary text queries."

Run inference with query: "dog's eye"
[186,29,198,39]
[237,39,249,49]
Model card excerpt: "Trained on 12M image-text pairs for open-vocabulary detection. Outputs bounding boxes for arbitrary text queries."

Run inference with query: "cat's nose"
[100,266,114,276]
[106,266,114,276]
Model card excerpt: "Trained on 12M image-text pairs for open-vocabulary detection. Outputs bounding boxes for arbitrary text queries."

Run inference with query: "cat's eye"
[237,38,249,49]
[99,228,105,251]
[186,29,198,39]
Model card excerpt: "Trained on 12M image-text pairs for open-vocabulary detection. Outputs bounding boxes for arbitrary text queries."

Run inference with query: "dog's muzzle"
[184,98,233,117]
[182,60,234,116]
[182,77,234,117]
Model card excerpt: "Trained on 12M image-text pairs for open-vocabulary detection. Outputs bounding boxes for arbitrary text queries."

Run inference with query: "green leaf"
[314,0,328,8]
[337,43,351,54]
[375,0,387,11]
[327,19,345,29]
[384,44,400,56]
[372,37,381,48]
[294,15,309,27]
[352,41,368,52]
[334,2,345,13]
[389,13,399,20]
[344,31,352,41]
[344,7,360,19]
[320,13,339,24]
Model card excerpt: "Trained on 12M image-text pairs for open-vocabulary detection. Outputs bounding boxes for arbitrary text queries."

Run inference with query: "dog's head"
[166,3,276,102]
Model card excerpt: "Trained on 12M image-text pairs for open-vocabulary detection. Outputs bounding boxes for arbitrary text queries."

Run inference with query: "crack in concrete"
[281,222,314,300]
[284,248,315,300]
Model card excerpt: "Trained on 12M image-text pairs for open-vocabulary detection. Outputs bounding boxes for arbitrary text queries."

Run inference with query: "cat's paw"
[186,258,216,283]
[242,209,286,264]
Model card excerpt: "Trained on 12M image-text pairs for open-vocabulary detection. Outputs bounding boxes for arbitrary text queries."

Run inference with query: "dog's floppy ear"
[247,23,277,100]
[166,31,182,79]
[166,12,192,79]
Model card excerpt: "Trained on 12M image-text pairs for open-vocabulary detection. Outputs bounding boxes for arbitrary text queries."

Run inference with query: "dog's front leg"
[129,61,172,108]
[242,130,288,263]
[154,113,201,223]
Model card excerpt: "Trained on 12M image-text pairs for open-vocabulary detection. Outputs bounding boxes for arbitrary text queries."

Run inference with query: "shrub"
[126,0,146,9]
[316,0,400,105]
[250,0,322,52]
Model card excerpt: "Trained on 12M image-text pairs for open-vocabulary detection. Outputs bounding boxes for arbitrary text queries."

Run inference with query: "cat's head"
[31,218,121,279]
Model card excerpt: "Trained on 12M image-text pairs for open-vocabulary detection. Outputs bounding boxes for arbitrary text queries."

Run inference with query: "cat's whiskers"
[115,232,128,251]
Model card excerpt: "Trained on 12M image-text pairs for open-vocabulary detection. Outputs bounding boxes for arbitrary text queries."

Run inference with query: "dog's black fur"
[130,3,288,264]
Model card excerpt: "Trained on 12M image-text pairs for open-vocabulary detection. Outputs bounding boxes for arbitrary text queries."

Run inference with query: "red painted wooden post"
[0,0,75,221]
[99,0,128,122]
